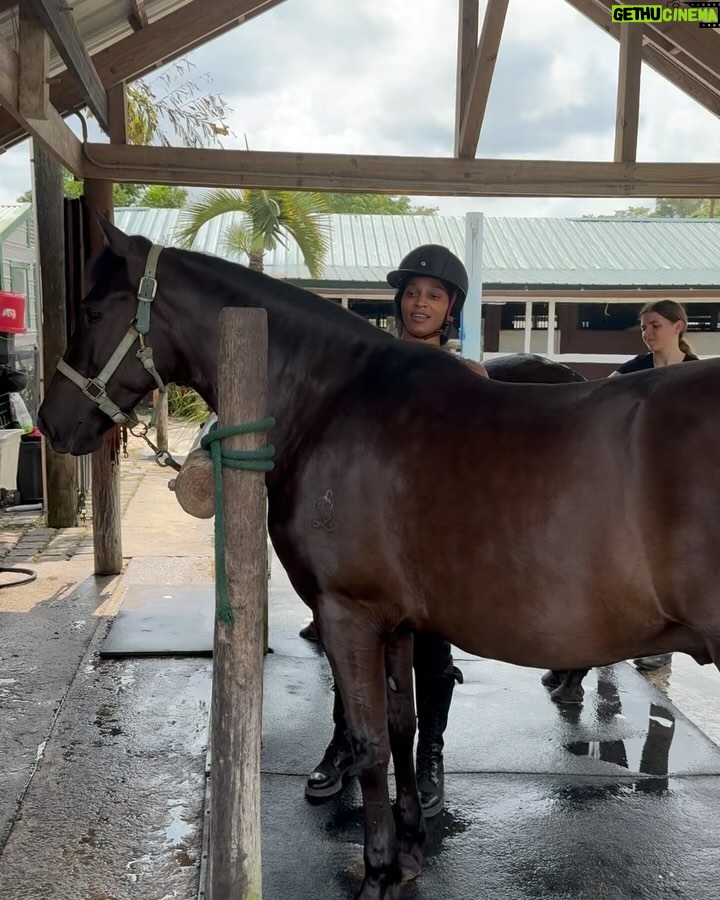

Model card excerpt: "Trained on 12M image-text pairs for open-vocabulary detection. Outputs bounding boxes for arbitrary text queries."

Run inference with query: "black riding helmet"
[387,244,469,343]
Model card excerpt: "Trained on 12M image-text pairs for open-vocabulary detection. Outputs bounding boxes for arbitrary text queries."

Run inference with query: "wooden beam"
[18,8,49,120]
[130,0,149,31]
[83,178,123,575]
[589,0,720,84]
[614,23,643,162]
[81,143,720,197]
[454,0,479,156]
[60,0,285,95]
[0,0,287,153]
[26,0,109,132]
[564,0,720,117]
[0,33,83,175]
[107,82,128,145]
[621,3,720,79]
[456,0,510,159]
[33,139,79,528]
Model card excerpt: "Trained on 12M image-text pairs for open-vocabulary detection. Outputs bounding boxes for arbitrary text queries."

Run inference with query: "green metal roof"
[0,204,31,243]
[113,209,720,290]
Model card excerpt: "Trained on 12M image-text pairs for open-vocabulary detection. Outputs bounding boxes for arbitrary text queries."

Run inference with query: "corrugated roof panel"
[112,210,720,288]
[0,203,30,240]
[0,1,193,77]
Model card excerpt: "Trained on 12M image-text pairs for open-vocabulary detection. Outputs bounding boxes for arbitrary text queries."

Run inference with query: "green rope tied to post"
[200,417,276,625]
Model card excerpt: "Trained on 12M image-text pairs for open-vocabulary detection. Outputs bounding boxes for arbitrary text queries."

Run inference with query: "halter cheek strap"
[55,243,167,426]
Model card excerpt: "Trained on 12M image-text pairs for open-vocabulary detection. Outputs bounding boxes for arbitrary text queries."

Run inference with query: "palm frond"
[174,188,330,278]
[174,189,249,248]
[275,192,331,278]
[221,222,254,257]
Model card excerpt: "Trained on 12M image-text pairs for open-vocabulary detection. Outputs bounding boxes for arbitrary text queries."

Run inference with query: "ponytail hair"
[639,299,693,355]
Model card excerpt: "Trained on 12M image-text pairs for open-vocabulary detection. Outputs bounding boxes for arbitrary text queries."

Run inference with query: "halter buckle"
[83,378,108,402]
[138,275,157,302]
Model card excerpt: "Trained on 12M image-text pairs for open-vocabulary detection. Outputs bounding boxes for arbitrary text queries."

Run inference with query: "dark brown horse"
[39,222,720,900]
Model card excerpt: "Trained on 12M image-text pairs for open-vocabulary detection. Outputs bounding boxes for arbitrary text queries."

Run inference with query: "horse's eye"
[84,309,103,325]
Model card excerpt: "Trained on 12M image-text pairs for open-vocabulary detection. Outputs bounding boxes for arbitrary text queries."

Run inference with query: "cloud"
[0,0,718,220]
[0,144,32,204]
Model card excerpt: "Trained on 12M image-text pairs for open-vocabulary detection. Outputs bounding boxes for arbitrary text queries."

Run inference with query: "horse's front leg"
[385,630,425,882]
[318,599,401,900]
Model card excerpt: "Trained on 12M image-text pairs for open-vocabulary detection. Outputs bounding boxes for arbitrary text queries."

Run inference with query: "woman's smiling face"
[400,276,451,341]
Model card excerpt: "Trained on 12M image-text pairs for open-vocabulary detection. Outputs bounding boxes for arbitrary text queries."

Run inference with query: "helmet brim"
[386,268,412,289]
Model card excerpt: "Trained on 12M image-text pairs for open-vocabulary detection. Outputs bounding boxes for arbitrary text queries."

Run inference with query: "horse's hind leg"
[541,668,589,704]
[551,668,590,704]
[319,601,402,900]
[385,630,425,882]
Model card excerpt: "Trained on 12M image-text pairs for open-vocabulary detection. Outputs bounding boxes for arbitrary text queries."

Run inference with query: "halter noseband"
[55,243,167,427]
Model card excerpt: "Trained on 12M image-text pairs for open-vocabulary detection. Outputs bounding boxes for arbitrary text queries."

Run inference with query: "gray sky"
[2,0,719,217]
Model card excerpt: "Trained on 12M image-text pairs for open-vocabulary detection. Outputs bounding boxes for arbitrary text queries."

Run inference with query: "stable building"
[115,209,720,379]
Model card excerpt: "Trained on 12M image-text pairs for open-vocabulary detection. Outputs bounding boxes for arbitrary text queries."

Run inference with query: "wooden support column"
[208,308,268,900]
[557,302,579,354]
[107,82,128,145]
[483,303,501,352]
[614,22,643,162]
[33,139,78,528]
[84,178,123,575]
[153,389,168,453]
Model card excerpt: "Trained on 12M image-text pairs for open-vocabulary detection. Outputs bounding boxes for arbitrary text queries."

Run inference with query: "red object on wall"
[0,291,26,334]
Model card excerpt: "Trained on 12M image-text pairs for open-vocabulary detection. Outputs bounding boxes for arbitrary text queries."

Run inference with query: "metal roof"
[113,209,720,290]
[0,1,192,78]
[0,203,31,242]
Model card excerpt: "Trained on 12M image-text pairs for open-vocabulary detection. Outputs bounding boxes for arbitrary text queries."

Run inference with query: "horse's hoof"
[541,669,566,689]
[550,684,584,705]
[399,848,424,882]
[355,878,401,899]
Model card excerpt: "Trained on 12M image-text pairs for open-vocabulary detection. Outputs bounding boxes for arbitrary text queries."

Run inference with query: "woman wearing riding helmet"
[304,244,480,818]
[390,244,488,375]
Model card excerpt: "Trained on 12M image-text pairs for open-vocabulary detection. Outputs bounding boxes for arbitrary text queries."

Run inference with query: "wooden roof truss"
[0,0,718,198]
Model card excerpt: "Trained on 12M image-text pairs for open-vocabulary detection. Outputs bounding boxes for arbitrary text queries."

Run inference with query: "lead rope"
[200,418,276,625]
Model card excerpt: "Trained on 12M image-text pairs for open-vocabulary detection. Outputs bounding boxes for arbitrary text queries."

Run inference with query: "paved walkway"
[0,419,202,569]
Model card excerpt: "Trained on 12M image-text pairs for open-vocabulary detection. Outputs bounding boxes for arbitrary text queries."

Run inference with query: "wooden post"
[84,178,123,575]
[208,308,268,900]
[169,441,271,655]
[153,389,169,452]
[32,139,78,528]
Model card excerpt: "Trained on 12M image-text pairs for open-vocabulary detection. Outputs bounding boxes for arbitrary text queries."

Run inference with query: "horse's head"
[38,219,174,455]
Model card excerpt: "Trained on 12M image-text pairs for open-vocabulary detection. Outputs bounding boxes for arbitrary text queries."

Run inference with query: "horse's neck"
[174,268,380,470]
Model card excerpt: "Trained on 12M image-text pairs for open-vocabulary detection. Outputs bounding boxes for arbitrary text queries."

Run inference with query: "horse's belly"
[415,551,657,670]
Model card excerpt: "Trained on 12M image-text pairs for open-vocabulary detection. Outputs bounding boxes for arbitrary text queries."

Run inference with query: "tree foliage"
[322,193,438,215]
[125,59,232,149]
[587,198,720,218]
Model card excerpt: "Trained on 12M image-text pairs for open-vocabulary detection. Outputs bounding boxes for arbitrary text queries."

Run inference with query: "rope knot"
[200,416,276,625]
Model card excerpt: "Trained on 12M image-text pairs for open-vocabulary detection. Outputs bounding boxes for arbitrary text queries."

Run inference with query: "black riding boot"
[415,666,462,818]
[305,686,354,800]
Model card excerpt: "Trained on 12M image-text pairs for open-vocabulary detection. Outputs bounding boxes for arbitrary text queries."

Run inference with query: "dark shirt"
[615,352,699,374]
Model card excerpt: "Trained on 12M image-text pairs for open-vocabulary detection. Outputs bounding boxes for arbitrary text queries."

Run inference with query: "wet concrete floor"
[263,571,720,900]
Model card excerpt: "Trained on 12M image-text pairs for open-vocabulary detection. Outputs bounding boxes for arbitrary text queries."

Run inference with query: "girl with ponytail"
[611,299,699,671]
[612,299,699,374]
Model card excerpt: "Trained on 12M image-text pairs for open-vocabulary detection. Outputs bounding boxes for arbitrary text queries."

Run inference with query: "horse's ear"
[97,215,133,257]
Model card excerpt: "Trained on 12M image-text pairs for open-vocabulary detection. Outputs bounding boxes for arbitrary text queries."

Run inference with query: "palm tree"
[175,189,330,276]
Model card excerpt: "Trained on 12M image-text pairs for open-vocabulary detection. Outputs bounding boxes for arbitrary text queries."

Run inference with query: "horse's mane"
[169,242,399,347]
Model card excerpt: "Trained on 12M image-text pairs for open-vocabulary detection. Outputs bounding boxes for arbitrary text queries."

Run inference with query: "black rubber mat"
[99,585,215,656]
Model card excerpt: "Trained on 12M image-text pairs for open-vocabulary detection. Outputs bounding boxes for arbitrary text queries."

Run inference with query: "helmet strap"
[439,292,458,341]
